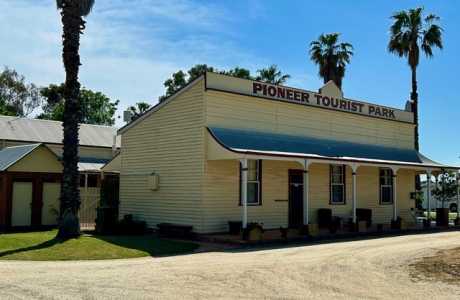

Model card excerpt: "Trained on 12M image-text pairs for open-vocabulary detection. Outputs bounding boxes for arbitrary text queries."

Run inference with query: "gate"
[79,186,100,230]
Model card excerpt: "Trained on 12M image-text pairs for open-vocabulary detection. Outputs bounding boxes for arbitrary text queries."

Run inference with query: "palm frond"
[56,0,95,16]
[425,13,440,24]
[408,7,423,31]
[390,11,410,35]
[421,24,443,57]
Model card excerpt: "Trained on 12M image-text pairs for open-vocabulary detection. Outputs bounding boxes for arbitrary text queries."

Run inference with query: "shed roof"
[0,144,42,171]
[207,127,455,169]
[0,116,120,148]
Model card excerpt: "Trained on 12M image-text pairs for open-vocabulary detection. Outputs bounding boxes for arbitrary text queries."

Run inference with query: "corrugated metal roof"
[78,162,106,172]
[0,144,41,171]
[0,116,120,148]
[208,127,453,169]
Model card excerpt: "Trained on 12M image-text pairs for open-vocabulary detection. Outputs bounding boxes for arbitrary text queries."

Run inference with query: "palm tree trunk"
[411,66,419,151]
[57,2,83,239]
[411,66,421,191]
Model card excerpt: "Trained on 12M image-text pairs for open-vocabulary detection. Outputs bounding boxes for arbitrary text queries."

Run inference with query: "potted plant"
[242,222,264,241]
[391,217,403,230]
[329,216,342,234]
[228,221,242,235]
[423,215,431,228]
[432,171,457,227]
[279,227,288,239]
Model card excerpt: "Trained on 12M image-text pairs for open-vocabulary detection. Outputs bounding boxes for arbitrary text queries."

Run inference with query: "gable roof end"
[0,144,43,171]
[118,75,205,135]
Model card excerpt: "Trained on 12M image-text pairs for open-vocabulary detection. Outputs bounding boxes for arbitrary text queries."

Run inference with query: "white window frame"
[240,159,261,206]
[330,165,346,204]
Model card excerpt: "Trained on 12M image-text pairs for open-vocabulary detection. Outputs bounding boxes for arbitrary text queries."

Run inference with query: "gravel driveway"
[1,231,460,299]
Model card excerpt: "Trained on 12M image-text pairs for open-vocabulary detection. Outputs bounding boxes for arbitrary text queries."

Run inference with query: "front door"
[288,170,303,228]
[11,182,33,227]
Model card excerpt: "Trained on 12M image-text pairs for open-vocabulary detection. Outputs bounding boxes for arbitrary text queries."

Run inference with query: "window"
[79,174,99,188]
[380,168,393,204]
[240,160,262,205]
[330,165,346,204]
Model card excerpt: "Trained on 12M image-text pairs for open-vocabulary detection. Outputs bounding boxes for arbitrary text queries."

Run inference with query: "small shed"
[0,144,63,229]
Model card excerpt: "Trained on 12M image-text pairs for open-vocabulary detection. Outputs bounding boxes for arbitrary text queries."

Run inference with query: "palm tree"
[309,33,353,89]
[56,0,95,239]
[388,7,443,151]
[256,65,290,85]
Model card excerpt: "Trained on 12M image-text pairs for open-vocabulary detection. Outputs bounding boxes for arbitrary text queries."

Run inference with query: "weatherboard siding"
[119,81,206,232]
[205,90,414,149]
[202,160,416,233]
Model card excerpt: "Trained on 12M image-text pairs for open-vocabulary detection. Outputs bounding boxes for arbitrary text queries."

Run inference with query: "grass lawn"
[0,230,199,261]
[423,211,459,221]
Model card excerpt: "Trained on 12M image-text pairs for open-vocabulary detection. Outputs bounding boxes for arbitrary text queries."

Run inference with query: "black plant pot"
[436,208,450,227]
[228,221,242,235]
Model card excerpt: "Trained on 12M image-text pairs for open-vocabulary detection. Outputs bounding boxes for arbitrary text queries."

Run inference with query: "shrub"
[116,214,147,235]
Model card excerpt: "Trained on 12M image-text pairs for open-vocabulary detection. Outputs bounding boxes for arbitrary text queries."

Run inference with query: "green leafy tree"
[388,7,443,152]
[256,65,290,85]
[160,64,215,102]
[309,33,353,89]
[220,67,253,80]
[56,0,95,239]
[160,70,187,101]
[161,64,289,101]
[38,84,119,126]
[187,64,214,80]
[127,101,151,120]
[0,67,41,116]
[432,171,458,209]
[160,65,254,101]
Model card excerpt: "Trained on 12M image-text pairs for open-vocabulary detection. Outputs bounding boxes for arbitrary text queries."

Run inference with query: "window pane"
[331,185,344,203]
[248,160,258,181]
[381,186,392,203]
[331,165,340,174]
[332,174,343,184]
[247,182,259,204]
[380,176,389,185]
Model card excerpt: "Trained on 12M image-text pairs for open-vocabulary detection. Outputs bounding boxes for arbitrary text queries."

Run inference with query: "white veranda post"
[392,167,399,221]
[240,158,248,229]
[302,159,310,225]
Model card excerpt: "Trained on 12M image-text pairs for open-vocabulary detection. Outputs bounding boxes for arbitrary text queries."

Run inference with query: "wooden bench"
[157,223,193,238]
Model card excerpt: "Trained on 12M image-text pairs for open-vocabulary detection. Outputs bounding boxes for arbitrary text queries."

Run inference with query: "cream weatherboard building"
[118,72,454,234]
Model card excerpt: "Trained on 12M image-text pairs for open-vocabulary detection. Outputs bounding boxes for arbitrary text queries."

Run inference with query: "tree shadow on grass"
[94,234,199,257]
[0,238,65,258]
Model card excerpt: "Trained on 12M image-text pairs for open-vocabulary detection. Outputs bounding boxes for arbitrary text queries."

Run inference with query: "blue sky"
[1,0,459,165]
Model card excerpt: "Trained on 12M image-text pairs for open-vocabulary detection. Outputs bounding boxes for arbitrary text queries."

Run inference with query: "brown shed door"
[288,170,303,228]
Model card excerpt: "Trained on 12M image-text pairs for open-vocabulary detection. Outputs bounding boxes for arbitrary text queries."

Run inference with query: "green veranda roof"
[207,127,452,169]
